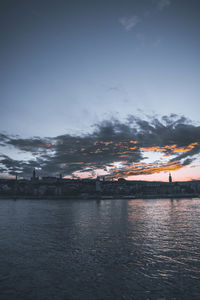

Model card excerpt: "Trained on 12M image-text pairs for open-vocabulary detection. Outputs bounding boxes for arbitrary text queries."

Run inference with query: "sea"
[0,198,200,300]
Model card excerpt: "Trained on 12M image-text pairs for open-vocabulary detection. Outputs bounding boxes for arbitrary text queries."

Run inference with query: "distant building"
[96,179,102,192]
[42,176,57,183]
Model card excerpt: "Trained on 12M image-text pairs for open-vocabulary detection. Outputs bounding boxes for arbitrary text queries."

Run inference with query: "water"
[0,198,200,300]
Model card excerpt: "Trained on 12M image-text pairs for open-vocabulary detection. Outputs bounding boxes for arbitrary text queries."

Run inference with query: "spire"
[33,168,36,179]
[31,168,37,181]
[169,172,172,183]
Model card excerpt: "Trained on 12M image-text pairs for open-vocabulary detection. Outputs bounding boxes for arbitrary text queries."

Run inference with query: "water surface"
[0,198,200,299]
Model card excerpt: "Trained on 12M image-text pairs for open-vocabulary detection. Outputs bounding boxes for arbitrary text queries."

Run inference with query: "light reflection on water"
[0,198,200,299]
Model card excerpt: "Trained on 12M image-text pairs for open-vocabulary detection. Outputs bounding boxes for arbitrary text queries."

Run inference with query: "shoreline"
[0,194,199,200]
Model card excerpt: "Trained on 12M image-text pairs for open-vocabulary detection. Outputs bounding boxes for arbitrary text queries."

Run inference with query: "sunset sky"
[0,0,200,181]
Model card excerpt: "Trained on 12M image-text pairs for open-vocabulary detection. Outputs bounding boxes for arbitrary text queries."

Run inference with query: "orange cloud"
[44,143,54,148]
[140,142,199,154]
[110,160,183,179]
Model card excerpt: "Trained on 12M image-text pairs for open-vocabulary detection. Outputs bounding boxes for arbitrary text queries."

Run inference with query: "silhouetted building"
[96,179,102,192]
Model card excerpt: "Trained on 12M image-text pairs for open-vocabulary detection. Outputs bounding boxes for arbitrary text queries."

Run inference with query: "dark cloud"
[0,155,40,177]
[170,143,200,163]
[7,137,54,153]
[0,133,10,146]
[0,114,200,178]
[182,158,195,166]
[128,114,200,148]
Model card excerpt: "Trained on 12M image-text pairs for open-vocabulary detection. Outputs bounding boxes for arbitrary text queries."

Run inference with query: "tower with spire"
[169,172,172,183]
[31,168,37,181]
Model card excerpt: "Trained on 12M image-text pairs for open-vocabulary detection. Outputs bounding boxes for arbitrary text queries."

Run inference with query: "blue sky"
[0,0,200,180]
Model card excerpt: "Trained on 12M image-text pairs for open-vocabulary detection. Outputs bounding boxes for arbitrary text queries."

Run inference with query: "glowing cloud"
[0,114,200,181]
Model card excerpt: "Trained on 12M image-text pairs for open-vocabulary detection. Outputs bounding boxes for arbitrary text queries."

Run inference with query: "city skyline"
[1,0,200,181]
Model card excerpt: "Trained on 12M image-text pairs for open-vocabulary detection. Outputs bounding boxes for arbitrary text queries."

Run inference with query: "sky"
[0,0,200,181]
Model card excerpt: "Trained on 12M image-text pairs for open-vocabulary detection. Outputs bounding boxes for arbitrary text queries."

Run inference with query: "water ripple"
[0,198,200,299]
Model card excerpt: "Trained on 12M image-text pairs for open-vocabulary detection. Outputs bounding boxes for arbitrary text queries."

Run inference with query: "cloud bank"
[0,114,200,179]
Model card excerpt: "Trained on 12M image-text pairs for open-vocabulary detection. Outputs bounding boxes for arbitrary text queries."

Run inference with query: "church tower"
[169,172,172,183]
[33,168,36,180]
[31,168,37,181]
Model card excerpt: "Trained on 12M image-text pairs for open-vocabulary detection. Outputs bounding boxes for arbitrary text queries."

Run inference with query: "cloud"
[118,1,170,34]
[0,155,40,176]
[7,137,54,153]
[119,15,141,31]
[108,160,184,179]
[0,114,200,179]
[156,0,171,11]
[0,133,10,146]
